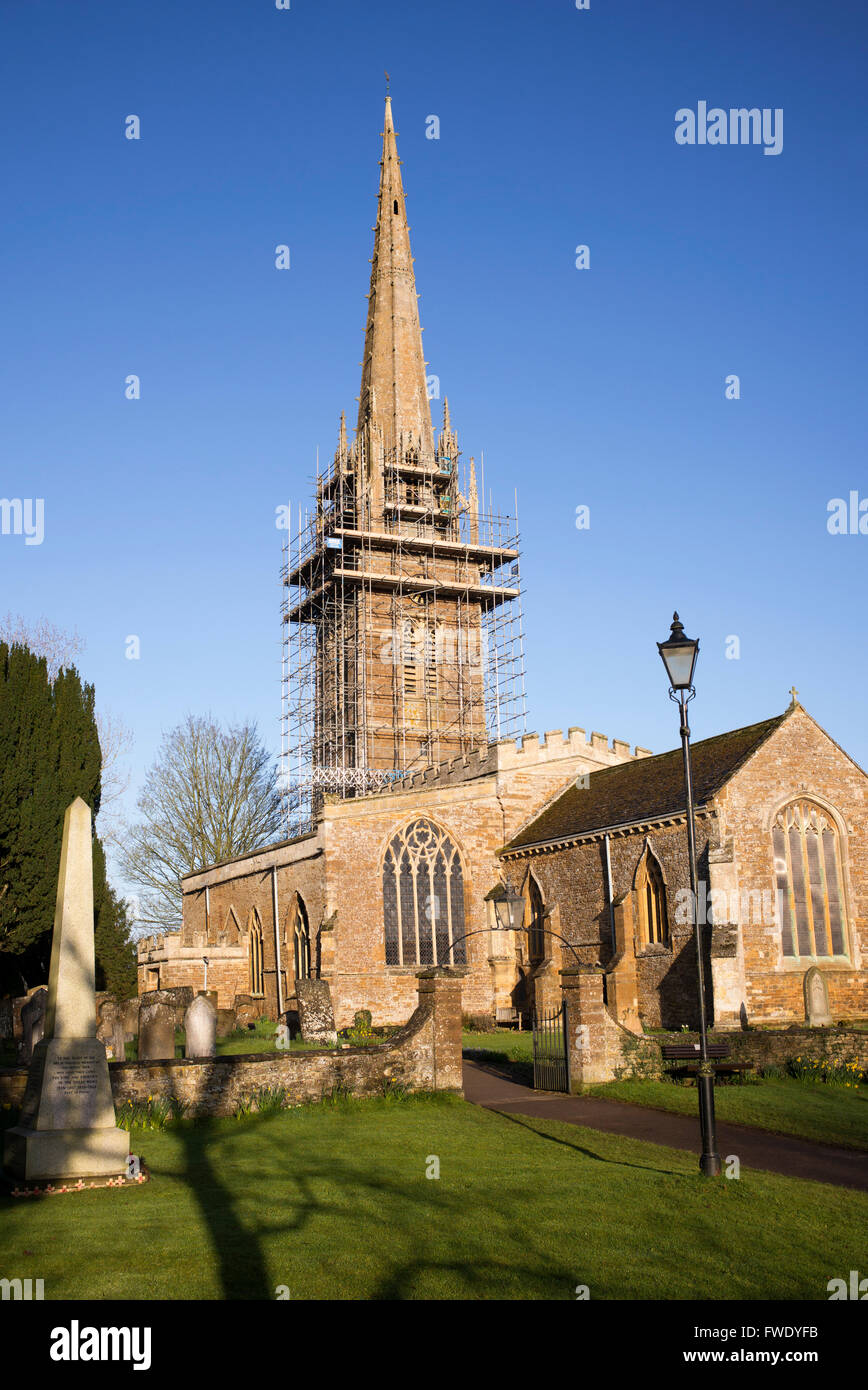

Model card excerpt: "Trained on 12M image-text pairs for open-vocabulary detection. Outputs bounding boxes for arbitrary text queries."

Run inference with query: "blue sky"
[1,0,866,889]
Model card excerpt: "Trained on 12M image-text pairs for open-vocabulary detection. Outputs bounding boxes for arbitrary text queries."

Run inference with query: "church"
[136,100,867,1034]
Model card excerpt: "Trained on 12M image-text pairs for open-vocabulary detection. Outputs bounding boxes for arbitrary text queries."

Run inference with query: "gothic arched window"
[249,910,265,995]
[773,800,848,958]
[636,852,668,946]
[293,895,312,982]
[528,876,546,965]
[383,819,467,966]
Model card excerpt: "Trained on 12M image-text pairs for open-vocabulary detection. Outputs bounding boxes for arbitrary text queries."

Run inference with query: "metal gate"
[532,1003,569,1092]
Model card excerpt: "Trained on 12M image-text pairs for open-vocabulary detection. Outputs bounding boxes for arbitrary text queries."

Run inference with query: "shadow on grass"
[144,1089,596,1300]
[490,1107,689,1181]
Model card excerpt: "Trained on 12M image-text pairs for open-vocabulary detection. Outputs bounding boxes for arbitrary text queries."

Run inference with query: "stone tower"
[283,97,523,817]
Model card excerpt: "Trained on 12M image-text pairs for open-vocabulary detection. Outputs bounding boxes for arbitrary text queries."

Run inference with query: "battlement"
[358,725,652,800]
[136,932,176,958]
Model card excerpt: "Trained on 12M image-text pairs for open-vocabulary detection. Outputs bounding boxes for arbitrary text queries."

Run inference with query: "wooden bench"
[661,1042,754,1082]
[495,1007,523,1030]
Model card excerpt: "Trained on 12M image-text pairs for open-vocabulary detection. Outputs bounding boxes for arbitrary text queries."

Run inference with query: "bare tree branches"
[118,715,284,933]
[0,612,85,683]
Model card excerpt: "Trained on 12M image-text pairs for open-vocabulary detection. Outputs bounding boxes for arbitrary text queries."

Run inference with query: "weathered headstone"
[138,1001,176,1060]
[96,999,126,1063]
[123,998,140,1041]
[184,993,217,1058]
[3,798,129,1182]
[96,996,125,1057]
[216,1007,236,1038]
[275,1021,290,1051]
[804,966,832,1026]
[295,979,337,1044]
[19,987,47,1064]
[139,986,193,1030]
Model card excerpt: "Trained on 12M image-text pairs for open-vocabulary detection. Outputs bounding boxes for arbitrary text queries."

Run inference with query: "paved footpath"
[463,1060,868,1192]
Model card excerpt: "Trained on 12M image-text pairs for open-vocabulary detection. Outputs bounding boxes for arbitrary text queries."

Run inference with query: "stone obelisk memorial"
[3,797,129,1182]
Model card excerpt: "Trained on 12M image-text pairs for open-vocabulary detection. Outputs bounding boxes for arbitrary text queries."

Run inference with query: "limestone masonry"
[137,101,866,1041]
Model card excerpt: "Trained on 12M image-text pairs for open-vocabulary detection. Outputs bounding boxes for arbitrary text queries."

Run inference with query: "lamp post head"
[486,882,525,933]
[657,611,699,691]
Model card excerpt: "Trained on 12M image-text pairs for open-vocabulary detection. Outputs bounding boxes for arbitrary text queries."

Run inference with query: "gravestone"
[804,967,832,1026]
[275,1021,290,1051]
[19,987,47,1064]
[96,997,126,1061]
[3,798,129,1182]
[295,979,337,1044]
[216,1008,236,1038]
[139,987,192,1030]
[138,1002,176,1060]
[123,998,140,1041]
[184,993,217,1058]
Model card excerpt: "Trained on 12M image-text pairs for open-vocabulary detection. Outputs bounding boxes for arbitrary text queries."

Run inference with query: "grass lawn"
[1,1093,865,1300]
[463,1029,533,1061]
[463,1031,868,1151]
[585,1077,868,1151]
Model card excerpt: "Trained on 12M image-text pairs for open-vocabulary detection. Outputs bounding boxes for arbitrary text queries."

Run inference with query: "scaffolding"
[280,433,526,838]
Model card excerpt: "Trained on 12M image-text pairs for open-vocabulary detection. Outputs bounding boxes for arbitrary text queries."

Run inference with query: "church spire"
[357,97,434,460]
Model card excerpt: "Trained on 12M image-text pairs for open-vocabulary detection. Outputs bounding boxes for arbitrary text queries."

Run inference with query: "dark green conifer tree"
[0,641,135,997]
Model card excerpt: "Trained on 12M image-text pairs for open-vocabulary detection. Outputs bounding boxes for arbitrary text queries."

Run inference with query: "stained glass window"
[383,819,467,966]
[773,802,847,958]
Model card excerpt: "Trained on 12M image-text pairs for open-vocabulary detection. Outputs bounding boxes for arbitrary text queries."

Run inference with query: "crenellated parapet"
[360,724,652,798]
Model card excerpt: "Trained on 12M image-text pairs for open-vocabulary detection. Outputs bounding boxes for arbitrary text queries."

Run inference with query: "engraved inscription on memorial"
[54,1056,99,1095]
[44,1045,111,1129]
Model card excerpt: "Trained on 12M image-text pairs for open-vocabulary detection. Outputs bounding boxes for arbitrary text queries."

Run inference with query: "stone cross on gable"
[789,686,799,706]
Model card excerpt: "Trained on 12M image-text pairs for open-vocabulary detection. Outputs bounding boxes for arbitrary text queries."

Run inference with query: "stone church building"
[137,100,867,1034]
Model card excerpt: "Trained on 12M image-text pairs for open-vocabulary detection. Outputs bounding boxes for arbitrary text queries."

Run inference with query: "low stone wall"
[0,1070,26,1107]
[0,970,464,1118]
[657,1025,868,1071]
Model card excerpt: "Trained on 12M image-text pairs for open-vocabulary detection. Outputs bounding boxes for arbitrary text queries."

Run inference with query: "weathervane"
[385,70,391,97]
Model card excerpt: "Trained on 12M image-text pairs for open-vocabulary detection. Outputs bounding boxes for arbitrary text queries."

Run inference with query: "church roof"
[502,711,791,854]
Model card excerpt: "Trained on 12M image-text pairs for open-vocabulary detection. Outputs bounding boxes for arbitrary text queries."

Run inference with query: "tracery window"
[636,852,668,946]
[383,819,467,966]
[772,801,848,958]
[249,910,265,995]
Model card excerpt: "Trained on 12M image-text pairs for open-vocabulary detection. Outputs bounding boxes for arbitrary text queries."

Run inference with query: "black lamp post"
[657,612,722,1178]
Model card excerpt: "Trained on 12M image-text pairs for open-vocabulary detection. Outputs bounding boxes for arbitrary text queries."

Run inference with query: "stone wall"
[659,1026,868,1072]
[503,818,710,1031]
[711,707,868,1024]
[0,971,464,1118]
[561,966,662,1088]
